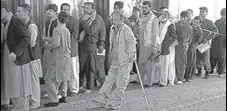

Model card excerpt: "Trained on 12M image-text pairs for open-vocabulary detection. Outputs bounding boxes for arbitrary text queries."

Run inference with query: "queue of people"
[1,0,226,110]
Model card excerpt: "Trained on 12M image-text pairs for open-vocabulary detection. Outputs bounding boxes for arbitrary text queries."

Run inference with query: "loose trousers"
[96,62,132,105]
[175,46,187,81]
[45,77,67,102]
[30,59,42,107]
[11,96,29,111]
[185,46,197,79]
[210,56,225,75]
[196,49,211,73]
[138,61,156,85]
[68,56,80,93]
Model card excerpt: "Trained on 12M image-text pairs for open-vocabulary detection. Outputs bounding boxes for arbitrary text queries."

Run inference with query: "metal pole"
[134,60,152,111]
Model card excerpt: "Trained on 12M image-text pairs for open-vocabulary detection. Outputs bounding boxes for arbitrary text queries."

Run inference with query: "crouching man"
[92,11,137,110]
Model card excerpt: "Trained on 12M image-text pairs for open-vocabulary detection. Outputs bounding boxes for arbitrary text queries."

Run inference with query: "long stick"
[134,60,152,111]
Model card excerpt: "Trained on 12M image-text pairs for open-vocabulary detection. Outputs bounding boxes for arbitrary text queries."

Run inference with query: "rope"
[200,28,226,37]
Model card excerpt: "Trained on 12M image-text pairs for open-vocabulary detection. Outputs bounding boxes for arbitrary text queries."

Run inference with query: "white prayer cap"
[84,0,94,3]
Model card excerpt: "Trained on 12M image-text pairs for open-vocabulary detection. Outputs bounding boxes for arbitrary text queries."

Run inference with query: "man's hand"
[98,46,104,54]
[202,39,208,44]
[82,14,90,21]
[9,52,16,61]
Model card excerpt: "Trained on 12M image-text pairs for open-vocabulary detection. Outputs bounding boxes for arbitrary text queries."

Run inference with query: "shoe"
[41,93,48,98]
[91,99,106,108]
[210,70,214,74]
[183,79,190,83]
[143,84,152,88]
[106,103,121,110]
[177,81,183,84]
[59,96,67,103]
[29,104,40,110]
[204,71,210,79]
[57,95,62,99]
[44,102,59,107]
[159,84,166,87]
[196,69,202,76]
[152,83,159,86]
[69,92,78,97]
[84,90,91,94]
[219,74,224,77]
[1,105,9,110]
[130,81,139,84]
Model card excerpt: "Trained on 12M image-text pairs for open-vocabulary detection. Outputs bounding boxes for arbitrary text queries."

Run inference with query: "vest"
[26,19,42,60]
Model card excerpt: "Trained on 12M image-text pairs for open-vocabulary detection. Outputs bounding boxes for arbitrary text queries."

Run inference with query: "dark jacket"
[161,24,177,55]
[79,14,105,52]
[210,18,226,58]
[45,19,57,37]
[6,15,32,65]
[66,16,79,57]
[200,18,218,44]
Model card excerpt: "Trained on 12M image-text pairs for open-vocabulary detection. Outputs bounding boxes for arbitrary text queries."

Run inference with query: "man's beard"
[143,11,150,15]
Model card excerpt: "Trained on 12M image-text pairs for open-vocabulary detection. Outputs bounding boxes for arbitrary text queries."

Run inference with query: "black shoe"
[210,70,214,74]
[44,102,59,107]
[159,84,166,87]
[143,84,152,88]
[130,81,139,84]
[1,105,9,110]
[184,79,190,83]
[152,83,159,86]
[59,97,67,103]
[204,72,210,79]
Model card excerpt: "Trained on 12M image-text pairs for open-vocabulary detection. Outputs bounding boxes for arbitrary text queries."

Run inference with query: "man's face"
[142,5,150,15]
[199,10,207,18]
[84,4,93,15]
[114,5,123,13]
[61,5,70,15]
[112,14,122,26]
[180,16,188,23]
[187,10,193,20]
[16,7,27,20]
[1,9,7,21]
[159,11,169,22]
[133,10,140,18]
[192,19,201,28]
[46,9,57,18]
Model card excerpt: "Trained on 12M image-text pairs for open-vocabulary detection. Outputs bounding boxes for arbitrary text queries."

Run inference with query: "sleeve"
[98,17,106,46]
[71,18,79,39]
[186,26,194,46]
[44,29,60,49]
[124,17,133,30]
[28,24,38,47]
[165,24,177,47]
[13,19,31,57]
[125,27,137,58]
[206,20,218,40]
[82,18,101,36]
[1,24,4,43]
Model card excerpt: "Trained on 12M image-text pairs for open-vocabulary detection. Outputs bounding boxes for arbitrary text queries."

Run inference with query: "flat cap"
[133,6,141,11]
[199,6,208,12]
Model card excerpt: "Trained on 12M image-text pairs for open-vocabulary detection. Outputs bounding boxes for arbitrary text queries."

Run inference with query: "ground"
[31,72,226,111]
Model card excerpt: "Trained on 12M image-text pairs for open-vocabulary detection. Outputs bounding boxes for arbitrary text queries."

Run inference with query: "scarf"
[159,19,173,43]
[143,13,156,47]
[79,11,97,42]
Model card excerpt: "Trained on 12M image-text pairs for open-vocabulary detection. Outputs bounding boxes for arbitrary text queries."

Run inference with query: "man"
[105,1,132,75]
[175,11,193,84]
[16,4,43,109]
[1,20,10,110]
[210,8,226,77]
[92,11,136,110]
[60,3,80,97]
[187,9,194,24]
[184,16,203,83]
[154,9,177,87]
[43,11,72,107]
[137,1,160,87]
[41,4,58,97]
[128,6,141,74]
[42,4,58,78]
[197,7,218,79]
[1,1,32,110]
[79,2,105,94]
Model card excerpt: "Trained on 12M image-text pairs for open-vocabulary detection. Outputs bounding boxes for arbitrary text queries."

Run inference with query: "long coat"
[210,18,226,59]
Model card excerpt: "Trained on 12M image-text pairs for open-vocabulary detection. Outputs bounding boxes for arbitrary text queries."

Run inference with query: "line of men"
[1,0,226,110]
